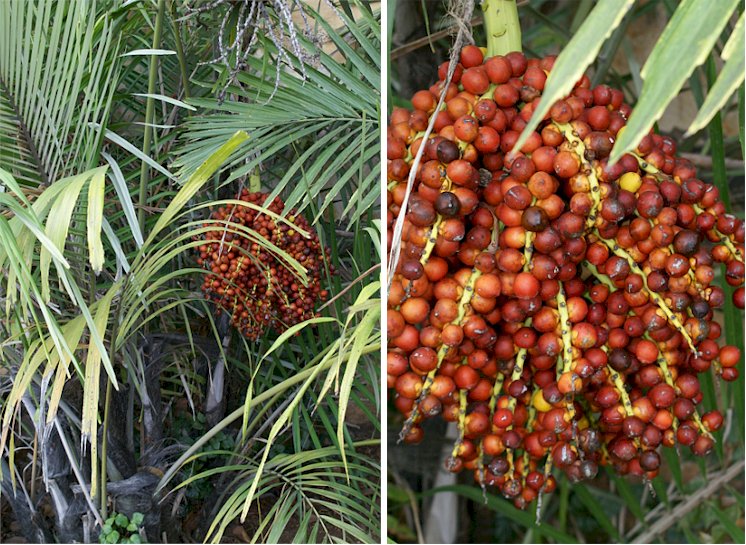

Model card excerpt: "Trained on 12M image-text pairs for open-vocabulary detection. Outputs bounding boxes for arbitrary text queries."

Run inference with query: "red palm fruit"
[460,45,484,67]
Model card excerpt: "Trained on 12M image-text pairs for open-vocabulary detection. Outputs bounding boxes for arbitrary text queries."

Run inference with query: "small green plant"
[99,512,145,544]
[171,412,236,501]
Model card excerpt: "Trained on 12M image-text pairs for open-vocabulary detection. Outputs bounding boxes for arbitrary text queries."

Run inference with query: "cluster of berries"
[198,190,330,340]
[387,46,744,508]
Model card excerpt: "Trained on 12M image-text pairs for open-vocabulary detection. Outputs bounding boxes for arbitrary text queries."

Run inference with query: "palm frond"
[174,1,380,228]
[155,278,381,542]
[174,444,379,543]
[0,132,253,484]
[0,0,128,184]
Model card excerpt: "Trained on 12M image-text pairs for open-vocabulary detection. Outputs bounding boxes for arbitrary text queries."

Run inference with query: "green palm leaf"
[687,12,745,136]
[174,1,380,228]
[610,0,740,162]
[0,0,126,184]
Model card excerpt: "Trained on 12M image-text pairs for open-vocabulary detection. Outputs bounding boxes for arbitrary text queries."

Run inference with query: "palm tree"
[0,0,380,543]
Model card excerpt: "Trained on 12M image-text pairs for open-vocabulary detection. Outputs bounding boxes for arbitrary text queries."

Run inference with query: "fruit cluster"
[387,46,745,508]
[197,190,330,340]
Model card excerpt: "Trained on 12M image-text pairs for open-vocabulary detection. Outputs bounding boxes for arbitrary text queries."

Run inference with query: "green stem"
[481,0,522,57]
[138,0,167,232]
[169,0,191,102]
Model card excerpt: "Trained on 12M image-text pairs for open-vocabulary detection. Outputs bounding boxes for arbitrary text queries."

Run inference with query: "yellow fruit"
[531,389,552,412]
[619,171,642,193]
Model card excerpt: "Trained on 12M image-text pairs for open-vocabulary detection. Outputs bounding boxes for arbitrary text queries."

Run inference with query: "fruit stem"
[634,149,744,265]
[648,339,682,433]
[595,233,699,354]
[481,0,522,57]
[476,442,487,493]
[691,410,714,439]
[524,230,535,265]
[488,372,506,417]
[451,389,468,459]
[536,454,554,521]
[556,281,573,378]
[556,281,578,424]
[398,344,449,442]
[583,262,615,290]
[693,204,744,263]
[399,267,481,441]
[506,447,515,479]
[609,366,635,417]
[507,344,529,413]
[650,337,676,389]
[554,121,601,229]
[457,268,483,322]
[522,402,536,486]
[419,216,443,268]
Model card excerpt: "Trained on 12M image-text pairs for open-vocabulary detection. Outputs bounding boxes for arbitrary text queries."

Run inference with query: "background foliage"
[0,0,381,543]
[387,0,744,543]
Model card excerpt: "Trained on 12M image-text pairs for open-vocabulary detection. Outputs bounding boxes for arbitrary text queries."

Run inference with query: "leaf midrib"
[0,73,49,185]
